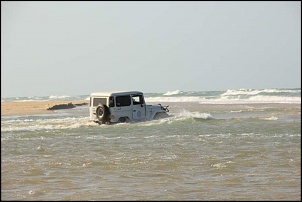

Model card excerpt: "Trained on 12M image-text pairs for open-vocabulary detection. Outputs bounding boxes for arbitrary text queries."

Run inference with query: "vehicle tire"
[96,105,110,124]
[118,117,127,123]
[153,112,169,120]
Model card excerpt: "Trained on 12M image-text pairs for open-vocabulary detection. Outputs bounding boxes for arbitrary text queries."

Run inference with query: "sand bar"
[1,100,89,116]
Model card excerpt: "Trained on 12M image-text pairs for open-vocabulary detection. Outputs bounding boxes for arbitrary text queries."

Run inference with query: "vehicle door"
[115,95,132,120]
[131,94,146,121]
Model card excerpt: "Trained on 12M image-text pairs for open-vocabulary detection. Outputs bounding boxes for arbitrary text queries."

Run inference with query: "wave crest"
[179,110,214,120]
[163,90,183,96]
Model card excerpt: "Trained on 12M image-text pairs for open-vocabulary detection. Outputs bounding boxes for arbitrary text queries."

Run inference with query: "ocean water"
[1,88,301,200]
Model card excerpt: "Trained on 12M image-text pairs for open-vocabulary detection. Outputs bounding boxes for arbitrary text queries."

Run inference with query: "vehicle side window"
[132,95,142,105]
[109,96,115,107]
[93,98,106,106]
[116,95,131,107]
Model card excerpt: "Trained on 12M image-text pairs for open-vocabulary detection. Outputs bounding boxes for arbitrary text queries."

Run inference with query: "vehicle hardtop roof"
[90,91,143,97]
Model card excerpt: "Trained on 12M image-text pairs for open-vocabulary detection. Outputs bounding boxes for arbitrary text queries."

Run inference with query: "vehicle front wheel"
[118,117,127,123]
[153,112,169,120]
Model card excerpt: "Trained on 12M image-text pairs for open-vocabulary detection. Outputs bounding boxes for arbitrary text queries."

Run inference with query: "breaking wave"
[163,90,183,96]
[146,88,300,104]
[1,117,95,132]
[2,88,300,104]
[1,110,214,132]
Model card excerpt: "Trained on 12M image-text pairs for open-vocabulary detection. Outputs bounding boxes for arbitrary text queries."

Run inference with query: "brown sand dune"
[1,100,89,116]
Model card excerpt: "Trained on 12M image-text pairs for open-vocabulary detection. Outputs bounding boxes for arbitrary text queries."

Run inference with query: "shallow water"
[1,102,301,200]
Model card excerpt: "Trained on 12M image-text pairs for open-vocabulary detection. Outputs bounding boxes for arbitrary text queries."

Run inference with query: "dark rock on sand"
[47,102,76,110]
[74,102,88,106]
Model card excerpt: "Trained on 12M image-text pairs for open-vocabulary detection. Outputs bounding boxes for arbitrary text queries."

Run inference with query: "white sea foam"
[163,90,183,96]
[260,116,278,121]
[3,88,300,104]
[222,88,301,96]
[261,89,301,93]
[137,110,214,127]
[49,95,71,99]
[145,96,205,103]
[222,89,262,96]
[1,117,96,132]
[247,95,301,103]
[145,95,301,104]
[179,110,214,120]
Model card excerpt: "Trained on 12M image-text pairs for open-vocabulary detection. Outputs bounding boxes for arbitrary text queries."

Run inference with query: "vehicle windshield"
[132,94,145,105]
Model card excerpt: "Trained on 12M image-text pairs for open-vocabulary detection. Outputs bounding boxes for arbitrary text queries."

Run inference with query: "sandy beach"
[1,100,89,116]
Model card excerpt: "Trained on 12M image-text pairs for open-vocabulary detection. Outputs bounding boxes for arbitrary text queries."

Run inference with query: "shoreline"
[1,100,300,117]
[1,100,89,116]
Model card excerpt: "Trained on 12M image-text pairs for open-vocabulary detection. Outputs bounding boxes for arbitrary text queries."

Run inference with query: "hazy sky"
[1,1,301,97]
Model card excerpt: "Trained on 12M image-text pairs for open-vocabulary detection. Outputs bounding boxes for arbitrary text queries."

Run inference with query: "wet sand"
[1,100,89,116]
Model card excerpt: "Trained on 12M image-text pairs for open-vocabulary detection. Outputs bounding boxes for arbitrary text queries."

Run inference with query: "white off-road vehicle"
[89,91,169,124]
